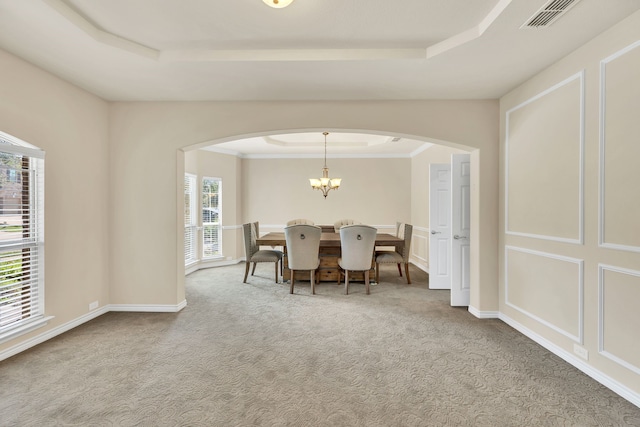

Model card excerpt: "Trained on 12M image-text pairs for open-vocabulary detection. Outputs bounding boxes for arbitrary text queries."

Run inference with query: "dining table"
[257,229,404,282]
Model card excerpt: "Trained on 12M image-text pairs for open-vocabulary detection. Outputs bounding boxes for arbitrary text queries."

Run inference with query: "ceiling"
[0,0,638,155]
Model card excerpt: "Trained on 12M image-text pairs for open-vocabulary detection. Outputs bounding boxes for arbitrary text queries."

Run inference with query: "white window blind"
[184,174,197,265]
[202,177,222,258]
[0,132,45,337]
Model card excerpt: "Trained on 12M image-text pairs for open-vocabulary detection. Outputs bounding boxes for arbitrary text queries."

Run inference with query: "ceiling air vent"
[521,0,583,28]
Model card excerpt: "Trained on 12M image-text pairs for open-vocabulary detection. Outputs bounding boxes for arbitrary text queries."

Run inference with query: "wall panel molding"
[505,71,585,244]
[505,246,584,343]
[598,264,640,375]
[412,232,428,263]
[599,39,640,253]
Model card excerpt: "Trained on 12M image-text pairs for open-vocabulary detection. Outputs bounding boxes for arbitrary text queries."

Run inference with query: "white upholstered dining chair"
[286,218,315,226]
[375,222,413,284]
[242,222,283,283]
[284,224,322,294]
[337,224,377,295]
[333,219,360,232]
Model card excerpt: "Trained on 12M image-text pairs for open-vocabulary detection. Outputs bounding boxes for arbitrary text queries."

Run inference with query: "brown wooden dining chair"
[284,224,322,294]
[242,222,283,283]
[337,224,377,295]
[375,222,413,284]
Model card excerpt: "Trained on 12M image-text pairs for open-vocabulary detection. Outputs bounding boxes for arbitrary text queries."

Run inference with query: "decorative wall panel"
[506,73,584,243]
[505,246,583,342]
[599,265,640,374]
[600,41,640,252]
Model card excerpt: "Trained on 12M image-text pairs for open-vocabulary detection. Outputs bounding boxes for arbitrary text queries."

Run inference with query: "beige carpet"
[1,263,639,426]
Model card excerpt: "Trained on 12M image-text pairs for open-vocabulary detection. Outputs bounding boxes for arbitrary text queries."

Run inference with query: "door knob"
[453,235,468,240]
[430,230,441,235]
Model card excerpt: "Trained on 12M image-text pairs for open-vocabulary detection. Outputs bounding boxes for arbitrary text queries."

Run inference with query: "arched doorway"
[179,129,477,308]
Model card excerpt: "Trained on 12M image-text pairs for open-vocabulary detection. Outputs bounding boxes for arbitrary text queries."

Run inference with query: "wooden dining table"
[257,230,404,282]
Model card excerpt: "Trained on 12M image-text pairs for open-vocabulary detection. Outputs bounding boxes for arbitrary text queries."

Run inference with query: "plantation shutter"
[0,137,45,335]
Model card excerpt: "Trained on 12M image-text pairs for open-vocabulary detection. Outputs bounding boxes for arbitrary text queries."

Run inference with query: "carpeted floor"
[1,263,639,426]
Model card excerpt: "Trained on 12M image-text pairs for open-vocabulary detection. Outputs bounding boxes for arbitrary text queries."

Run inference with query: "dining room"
[183,132,470,286]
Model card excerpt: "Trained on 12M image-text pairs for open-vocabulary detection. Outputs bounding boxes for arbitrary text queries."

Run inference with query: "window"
[0,131,45,341]
[202,177,222,258]
[184,174,197,265]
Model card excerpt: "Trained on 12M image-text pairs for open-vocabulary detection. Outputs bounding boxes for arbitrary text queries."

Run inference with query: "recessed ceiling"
[0,0,638,101]
[203,132,432,158]
[2,0,637,156]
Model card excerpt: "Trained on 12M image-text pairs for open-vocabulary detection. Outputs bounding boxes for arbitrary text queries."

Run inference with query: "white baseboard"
[499,312,640,408]
[186,258,243,275]
[109,300,187,313]
[468,305,499,319]
[0,308,107,362]
[0,301,187,362]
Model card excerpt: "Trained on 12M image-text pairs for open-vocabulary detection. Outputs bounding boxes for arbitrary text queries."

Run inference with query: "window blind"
[184,174,197,265]
[0,134,45,335]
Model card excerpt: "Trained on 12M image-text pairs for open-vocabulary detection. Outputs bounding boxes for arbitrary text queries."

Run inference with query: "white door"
[451,154,471,306]
[429,164,452,289]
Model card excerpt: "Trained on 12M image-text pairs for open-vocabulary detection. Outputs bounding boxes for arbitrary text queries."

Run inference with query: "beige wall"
[0,50,110,353]
[500,11,640,397]
[241,157,411,228]
[107,100,498,314]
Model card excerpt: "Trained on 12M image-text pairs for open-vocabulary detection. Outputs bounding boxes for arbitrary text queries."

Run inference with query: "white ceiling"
[0,0,638,155]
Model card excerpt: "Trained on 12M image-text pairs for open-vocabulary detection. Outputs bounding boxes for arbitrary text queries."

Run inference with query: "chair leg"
[252,263,257,276]
[375,262,379,283]
[243,262,250,283]
[397,263,403,277]
[344,271,349,295]
[405,262,411,284]
[290,270,295,294]
[310,270,315,295]
[365,270,370,295]
[274,262,279,283]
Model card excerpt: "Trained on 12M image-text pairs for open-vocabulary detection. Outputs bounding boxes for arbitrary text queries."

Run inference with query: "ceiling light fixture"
[309,132,341,198]
[262,0,294,8]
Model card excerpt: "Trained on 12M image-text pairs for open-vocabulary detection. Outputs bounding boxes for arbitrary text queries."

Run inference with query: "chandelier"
[262,0,294,8]
[309,132,341,198]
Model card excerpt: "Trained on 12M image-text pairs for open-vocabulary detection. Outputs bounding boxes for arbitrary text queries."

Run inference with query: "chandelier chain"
[323,131,328,168]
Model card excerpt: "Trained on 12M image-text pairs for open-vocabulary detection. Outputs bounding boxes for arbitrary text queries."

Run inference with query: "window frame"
[201,176,222,259]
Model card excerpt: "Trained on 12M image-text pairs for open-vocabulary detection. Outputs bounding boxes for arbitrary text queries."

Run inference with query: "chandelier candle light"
[310,132,341,198]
